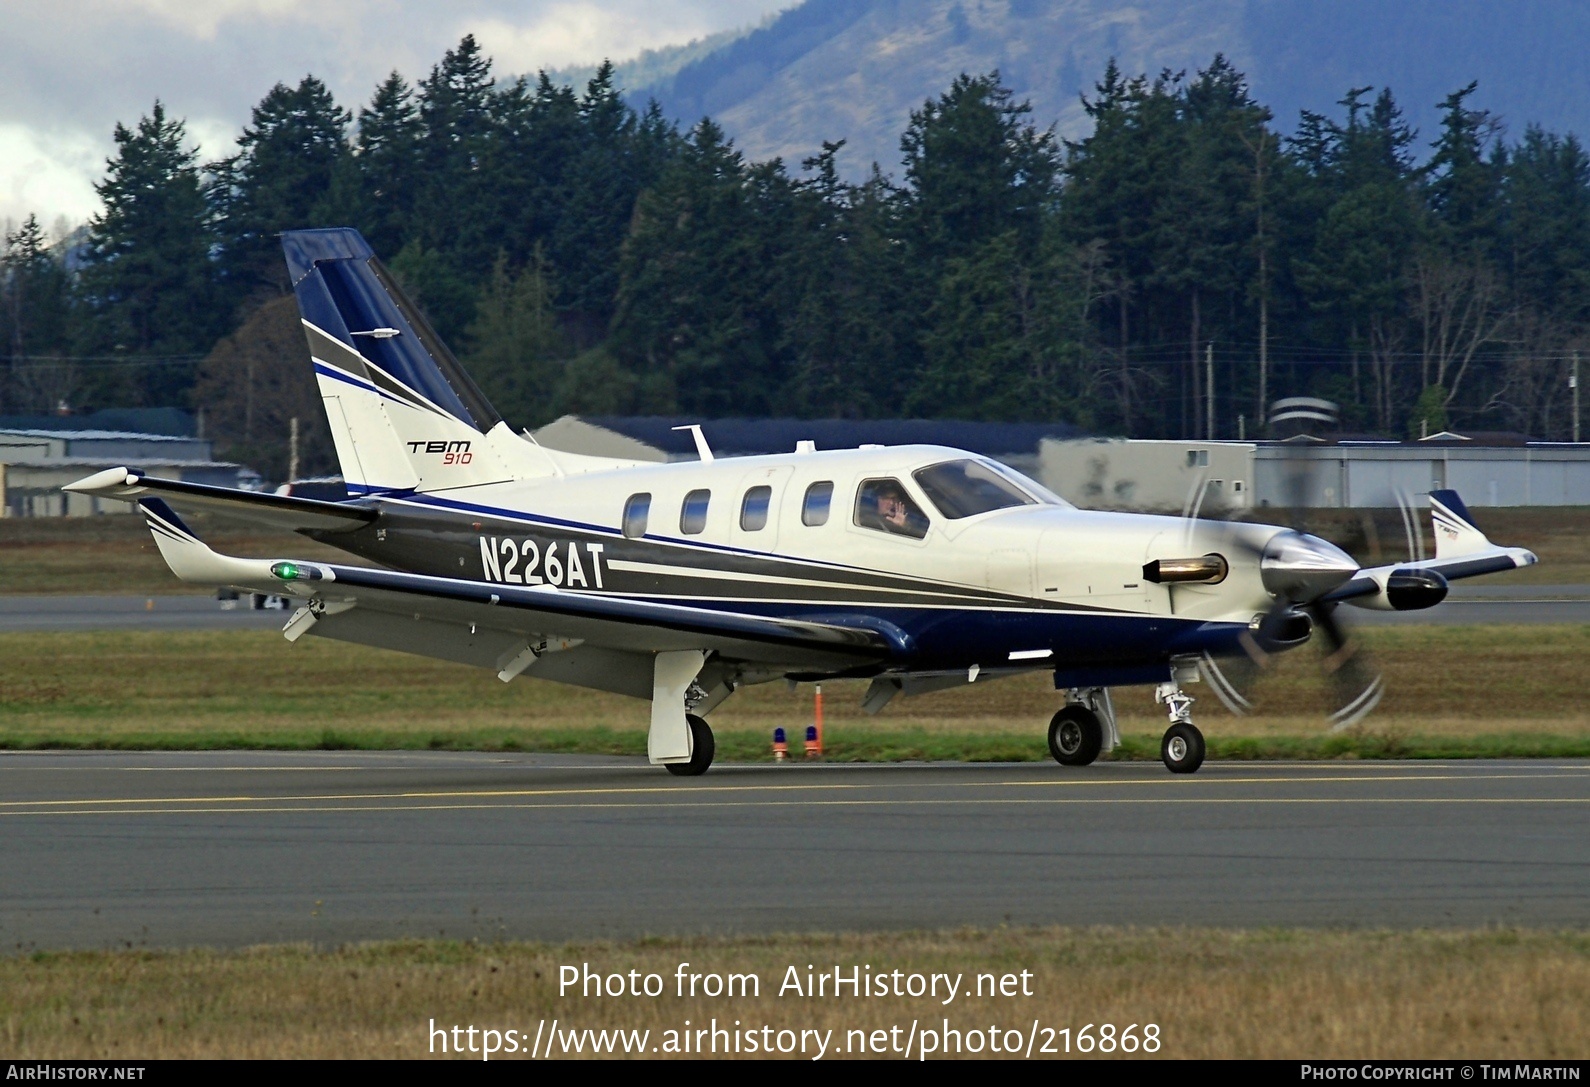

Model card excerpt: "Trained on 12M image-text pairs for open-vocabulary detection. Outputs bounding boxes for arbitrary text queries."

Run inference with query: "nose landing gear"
[1155,682,1205,774]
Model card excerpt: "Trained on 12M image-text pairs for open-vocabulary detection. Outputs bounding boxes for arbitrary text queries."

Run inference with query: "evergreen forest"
[2,37,1587,478]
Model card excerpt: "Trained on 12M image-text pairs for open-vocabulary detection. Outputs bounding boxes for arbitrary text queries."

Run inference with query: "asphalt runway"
[0,594,288,632]
[1,752,1586,951]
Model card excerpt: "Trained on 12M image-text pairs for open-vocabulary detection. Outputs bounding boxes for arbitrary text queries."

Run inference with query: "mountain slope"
[634,0,1590,177]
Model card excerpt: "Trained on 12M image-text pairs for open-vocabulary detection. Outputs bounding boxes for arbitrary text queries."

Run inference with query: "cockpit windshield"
[912,458,1041,519]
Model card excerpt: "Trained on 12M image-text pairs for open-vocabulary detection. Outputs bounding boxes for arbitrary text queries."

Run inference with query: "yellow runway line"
[1,768,1586,809]
[4,794,1589,818]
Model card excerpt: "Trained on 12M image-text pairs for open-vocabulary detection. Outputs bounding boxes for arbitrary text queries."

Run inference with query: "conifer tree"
[76,101,216,406]
[336,71,424,256]
[463,249,568,429]
[1,216,74,412]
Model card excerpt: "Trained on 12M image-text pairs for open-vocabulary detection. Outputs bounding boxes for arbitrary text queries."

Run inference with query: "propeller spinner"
[1199,519,1385,730]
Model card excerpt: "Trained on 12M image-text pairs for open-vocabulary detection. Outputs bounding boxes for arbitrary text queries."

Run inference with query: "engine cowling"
[1384,568,1449,611]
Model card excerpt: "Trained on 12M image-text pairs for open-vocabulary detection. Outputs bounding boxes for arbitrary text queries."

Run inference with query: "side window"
[680,489,711,535]
[802,481,833,527]
[854,478,930,540]
[740,485,772,531]
[622,493,650,538]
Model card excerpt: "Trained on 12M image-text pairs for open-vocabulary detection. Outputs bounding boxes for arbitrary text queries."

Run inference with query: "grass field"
[4,927,1586,1059]
[1,504,1587,595]
[0,624,1585,759]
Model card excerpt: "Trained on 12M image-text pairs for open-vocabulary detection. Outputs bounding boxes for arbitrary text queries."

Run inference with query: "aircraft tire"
[1048,706,1103,766]
[666,714,715,777]
[1161,722,1205,774]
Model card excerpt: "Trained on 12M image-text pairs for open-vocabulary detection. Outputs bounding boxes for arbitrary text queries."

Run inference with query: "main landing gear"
[665,714,715,777]
[1046,687,1117,767]
[1048,705,1103,766]
[1154,682,1205,774]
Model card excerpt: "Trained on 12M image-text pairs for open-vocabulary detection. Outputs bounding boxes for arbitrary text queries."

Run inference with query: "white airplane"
[65,228,1538,776]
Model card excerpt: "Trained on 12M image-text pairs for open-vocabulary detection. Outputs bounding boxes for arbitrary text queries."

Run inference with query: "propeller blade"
[1306,601,1385,730]
[1199,597,1298,715]
[1200,652,1256,715]
[1179,474,1386,730]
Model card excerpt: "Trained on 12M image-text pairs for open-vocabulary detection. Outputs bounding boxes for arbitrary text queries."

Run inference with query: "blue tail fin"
[283,228,501,431]
[283,228,513,493]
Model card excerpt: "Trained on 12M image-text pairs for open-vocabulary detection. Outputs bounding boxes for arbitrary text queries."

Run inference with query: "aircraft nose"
[1259,530,1360,601]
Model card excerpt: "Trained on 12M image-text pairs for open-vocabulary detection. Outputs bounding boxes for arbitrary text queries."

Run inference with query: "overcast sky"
[0,0,793,235]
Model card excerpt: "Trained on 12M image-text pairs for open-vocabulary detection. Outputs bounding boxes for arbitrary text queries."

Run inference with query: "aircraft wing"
[64,467,375,533]
[1326,490,1538,609]
[135,498,900,676]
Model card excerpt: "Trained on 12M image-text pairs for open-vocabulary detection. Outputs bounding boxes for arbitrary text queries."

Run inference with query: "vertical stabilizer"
[283,228,513,493]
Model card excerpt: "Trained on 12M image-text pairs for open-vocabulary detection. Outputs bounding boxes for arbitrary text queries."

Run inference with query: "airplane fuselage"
[311,442,1281,682]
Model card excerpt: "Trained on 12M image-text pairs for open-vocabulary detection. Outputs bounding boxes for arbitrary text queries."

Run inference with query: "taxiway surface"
[1,753,1585,950]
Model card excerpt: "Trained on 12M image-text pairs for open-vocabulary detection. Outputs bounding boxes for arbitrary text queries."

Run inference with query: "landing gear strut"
[1155,682,1205,774]
[665,714,715,777]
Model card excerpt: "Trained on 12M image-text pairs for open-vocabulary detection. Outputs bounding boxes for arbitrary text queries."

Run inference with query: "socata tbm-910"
[67,229,1537,775]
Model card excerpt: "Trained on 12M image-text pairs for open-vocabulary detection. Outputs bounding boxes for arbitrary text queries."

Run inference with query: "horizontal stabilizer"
[64,467,375,533]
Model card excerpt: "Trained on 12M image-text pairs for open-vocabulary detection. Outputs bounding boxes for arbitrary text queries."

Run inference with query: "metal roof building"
[1039,435,1590,511]
[0,429,255,517]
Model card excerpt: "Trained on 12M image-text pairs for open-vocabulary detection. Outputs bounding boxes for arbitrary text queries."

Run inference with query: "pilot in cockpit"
[860,479,929,539]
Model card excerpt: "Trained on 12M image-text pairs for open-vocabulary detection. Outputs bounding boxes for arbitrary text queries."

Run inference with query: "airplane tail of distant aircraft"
[282,228,536,494]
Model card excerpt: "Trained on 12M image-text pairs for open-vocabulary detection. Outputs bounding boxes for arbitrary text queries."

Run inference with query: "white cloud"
[0,1,795,230]
[0,125,104,231]
[472,3,728,74]
[110,0,327,39]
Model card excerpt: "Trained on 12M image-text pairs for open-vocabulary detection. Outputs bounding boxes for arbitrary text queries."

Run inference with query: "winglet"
[137,498,285,586]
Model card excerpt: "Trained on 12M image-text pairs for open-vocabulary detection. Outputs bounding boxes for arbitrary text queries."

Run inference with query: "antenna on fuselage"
[520,427,566,478]
[672,424,714,463]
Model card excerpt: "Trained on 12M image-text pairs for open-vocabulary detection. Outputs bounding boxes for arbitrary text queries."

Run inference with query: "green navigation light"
[272,562,301,581]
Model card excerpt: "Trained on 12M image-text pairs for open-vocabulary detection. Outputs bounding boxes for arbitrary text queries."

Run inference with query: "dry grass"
[0,625,1584,757]
[2,928,1586,1059]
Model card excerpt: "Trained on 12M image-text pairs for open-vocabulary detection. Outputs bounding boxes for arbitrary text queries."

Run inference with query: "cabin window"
[853,478,929,539]
[802,481,834,526]
[740,486,772,531]
[913,459,1036,519]
[622,493,650,538]
[680,489,711,534]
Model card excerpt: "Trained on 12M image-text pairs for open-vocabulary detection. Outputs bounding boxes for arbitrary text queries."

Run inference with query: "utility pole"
[288,416,300,483]
[1574,352,1582,444]
[1205,342,1215,440]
